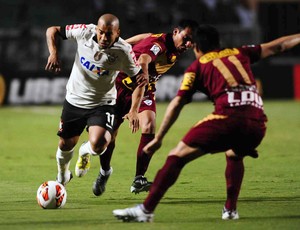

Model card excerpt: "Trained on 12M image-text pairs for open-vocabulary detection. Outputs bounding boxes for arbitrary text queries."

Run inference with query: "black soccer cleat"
[130,175,153,194]
[92,167,112,196]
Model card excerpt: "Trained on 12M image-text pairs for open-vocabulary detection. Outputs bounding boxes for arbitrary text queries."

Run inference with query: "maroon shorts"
[182,114,267,157]
[115,85,156,128]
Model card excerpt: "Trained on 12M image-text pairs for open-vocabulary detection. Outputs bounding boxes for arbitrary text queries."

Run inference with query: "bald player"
[45,13,148,188]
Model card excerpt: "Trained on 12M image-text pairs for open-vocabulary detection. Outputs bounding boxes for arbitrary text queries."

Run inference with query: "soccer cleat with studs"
[56,170,73,186]
[130,175,152,194]
[222,207,239,220]
[113,204,154,222]
[92,167,113,196]
[75,142,91,177]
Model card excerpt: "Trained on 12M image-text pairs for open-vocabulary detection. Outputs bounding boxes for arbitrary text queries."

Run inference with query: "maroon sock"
[135,133,155,176]
[99,141,115,171]
[143,155,185,212]
[224,155,244,210]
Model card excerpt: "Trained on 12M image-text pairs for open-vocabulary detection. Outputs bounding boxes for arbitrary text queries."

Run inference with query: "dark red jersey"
[116,33,180,92]
[177,45,267,120]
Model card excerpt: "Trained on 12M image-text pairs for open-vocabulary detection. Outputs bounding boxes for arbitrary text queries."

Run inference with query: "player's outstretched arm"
[138,54,152,77]
[45,26,62,73]
[260,33,300,59]
[123,72,148,133]
[125,33,152,45]
[144,96,188,155]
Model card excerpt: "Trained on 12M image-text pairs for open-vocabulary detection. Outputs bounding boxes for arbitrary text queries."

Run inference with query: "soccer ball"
[36,181,67,209]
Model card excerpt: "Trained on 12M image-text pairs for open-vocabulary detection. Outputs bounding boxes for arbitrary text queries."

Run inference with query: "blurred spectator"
[14,0,37,71]
[123,0,141,37]
[197,0,240,25]
[0,0,266,73]
[235,0,258,28]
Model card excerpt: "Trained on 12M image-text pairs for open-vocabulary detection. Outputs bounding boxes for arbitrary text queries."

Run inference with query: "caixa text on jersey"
[80,56,109,76]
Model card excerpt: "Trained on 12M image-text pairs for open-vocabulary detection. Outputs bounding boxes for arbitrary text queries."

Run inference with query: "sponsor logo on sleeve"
[66,24,87,30]
[180,72,195,90]
[150,44,161,56]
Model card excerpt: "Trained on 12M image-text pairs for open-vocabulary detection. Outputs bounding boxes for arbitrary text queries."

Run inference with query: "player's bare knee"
[168,148,179,157]
[169,143,205,160]
[88,139,106,155]
[225,149,238,158]
[58,138,77,151]
[141,121,155,133]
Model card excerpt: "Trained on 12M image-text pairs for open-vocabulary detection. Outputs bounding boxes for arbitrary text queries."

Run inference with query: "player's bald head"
[98,14,120,29]
[96,14,120,49]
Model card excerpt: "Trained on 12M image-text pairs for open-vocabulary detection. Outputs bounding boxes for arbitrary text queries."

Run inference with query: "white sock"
[140,204,151,213]
[100,167,113,176]
[56,147,74,178]
[79,141,107,156]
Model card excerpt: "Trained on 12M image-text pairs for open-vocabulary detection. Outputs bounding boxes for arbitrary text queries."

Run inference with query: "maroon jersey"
[114,33,183,124]
[116,33,180,93]
[177,45,267,120]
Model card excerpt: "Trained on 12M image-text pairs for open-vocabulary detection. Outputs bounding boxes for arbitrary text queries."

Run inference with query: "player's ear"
[193,45,202,59]
[115,28,121,43]
[173,28,179,36]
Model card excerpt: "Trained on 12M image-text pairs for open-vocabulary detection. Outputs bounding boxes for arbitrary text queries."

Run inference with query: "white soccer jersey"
[64,24,141,109]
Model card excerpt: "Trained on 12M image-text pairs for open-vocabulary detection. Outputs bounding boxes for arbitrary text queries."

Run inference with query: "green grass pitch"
[0,100,299,230]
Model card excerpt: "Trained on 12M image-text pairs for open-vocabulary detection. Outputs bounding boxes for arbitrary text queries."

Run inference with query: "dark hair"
[194,24,220,53]
[177,19,199,32]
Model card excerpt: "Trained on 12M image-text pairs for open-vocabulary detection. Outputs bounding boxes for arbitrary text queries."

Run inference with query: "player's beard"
[178,46,188,54]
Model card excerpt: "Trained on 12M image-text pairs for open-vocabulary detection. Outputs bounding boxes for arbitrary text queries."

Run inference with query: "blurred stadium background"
[0,0,300,105]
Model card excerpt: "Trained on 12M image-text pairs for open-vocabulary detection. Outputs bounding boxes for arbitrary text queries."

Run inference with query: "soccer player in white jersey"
[45,14,148,188]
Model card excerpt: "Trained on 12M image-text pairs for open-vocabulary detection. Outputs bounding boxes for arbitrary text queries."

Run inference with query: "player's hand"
[45,53,61,73]
[136,72,148,87]
[123,111,140,133]
[143,137,162,155]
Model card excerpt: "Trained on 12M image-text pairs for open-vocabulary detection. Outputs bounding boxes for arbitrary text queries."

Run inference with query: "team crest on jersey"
[94,51,102,61]
[150,44,161,55]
